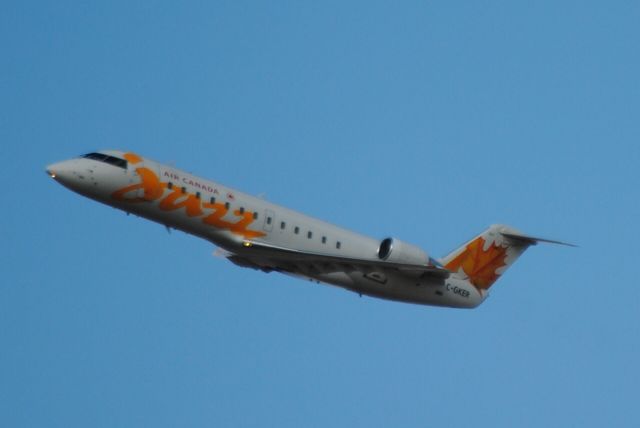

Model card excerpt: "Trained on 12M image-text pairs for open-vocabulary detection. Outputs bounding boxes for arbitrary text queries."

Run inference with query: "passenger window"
[181,187,186,194]
[336,241,342,249]
[195,192,201,199]
[210,197,216,204]
[280,221,286,229]
[307,231,313,239]
[267,217,272,225]
[167,182,173,189]
[294,227,300,234]
[239,207,245,214]
[225,202,230,209]
[322,236,327,244]
[253,212,258,220]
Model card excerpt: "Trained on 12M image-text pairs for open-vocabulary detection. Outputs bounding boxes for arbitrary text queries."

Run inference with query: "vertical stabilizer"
[439,224,534,290]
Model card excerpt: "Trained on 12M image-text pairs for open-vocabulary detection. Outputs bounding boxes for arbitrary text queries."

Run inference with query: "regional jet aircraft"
[46,151,572,308]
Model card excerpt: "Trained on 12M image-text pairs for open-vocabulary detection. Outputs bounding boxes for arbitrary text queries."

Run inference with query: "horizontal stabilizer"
[440,224,575,291]
[500,232,577,247]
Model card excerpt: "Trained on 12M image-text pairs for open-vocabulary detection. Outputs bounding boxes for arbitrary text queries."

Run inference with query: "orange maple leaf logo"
[444,237,508,289]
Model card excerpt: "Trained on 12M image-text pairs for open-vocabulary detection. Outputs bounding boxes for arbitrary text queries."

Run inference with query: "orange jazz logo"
[111,153,266,239]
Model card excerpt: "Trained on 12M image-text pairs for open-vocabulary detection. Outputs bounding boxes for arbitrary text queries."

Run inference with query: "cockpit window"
[82,152,128,169]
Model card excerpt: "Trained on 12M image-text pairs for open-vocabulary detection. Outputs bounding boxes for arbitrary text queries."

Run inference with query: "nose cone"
[45,165,57,179]
[46,160,78,187]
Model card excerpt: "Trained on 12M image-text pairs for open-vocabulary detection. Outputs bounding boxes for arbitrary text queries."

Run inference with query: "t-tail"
[439,224,575,293]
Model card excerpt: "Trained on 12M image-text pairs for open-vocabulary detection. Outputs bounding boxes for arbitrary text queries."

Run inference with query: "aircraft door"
[263,209,275,232]
[128,160,160,201]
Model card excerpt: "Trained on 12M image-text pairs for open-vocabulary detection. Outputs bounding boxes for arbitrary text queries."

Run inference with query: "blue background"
[2,1,639,426]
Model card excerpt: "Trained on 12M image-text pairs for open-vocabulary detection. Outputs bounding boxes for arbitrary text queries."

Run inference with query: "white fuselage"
[47,151,484,308]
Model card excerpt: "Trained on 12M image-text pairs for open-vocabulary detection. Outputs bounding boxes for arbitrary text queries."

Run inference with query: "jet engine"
[377,238,430,265]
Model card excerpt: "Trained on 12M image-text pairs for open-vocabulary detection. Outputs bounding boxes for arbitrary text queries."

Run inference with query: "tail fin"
[439,224,574,291]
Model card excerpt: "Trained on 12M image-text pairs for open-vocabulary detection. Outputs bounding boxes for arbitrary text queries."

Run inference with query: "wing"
[227,239,450,280]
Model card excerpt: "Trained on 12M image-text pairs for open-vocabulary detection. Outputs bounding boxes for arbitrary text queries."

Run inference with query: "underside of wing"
[226,239,450,280]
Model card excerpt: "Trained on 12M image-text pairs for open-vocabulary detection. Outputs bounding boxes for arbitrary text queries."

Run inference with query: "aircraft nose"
[45,165,56,178]
[46,160,76,186]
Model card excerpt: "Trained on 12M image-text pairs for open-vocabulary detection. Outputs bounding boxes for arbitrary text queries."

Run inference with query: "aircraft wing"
[232,239,450,279]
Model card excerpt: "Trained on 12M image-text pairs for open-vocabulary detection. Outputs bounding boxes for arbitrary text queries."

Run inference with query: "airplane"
[46,150,573,309]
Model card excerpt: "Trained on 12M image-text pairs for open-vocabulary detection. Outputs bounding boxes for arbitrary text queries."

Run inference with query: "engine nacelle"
[377,238,429,265]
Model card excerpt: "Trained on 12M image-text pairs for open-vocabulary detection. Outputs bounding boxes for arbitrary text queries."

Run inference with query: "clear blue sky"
[2,1,639,427]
